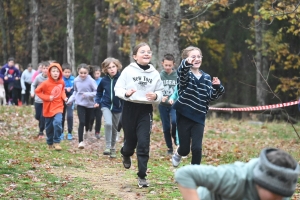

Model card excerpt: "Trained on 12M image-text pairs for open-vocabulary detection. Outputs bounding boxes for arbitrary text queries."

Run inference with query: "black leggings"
[77,105,94,143]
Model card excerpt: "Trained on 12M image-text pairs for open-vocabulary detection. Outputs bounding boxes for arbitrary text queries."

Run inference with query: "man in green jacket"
[175,148,299,200]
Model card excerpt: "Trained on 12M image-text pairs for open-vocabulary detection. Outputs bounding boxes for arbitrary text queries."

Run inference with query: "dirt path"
[51,132,149,199]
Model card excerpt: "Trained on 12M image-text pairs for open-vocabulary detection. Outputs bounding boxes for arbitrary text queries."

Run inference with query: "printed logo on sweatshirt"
[51,84,63,98]
[133,76,153,91]
[163,85,175,96]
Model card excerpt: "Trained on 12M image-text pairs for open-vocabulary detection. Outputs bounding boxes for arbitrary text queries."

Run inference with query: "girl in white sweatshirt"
[114,42,164,188]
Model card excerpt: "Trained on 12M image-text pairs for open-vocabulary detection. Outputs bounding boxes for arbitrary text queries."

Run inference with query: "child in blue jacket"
[94,57,123,158]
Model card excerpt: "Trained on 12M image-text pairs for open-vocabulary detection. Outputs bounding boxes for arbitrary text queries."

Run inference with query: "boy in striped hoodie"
[172,46,225,167]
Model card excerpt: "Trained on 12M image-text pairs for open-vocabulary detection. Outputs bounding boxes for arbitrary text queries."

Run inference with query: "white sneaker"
[172,153,182,167]
[78,141,85,149]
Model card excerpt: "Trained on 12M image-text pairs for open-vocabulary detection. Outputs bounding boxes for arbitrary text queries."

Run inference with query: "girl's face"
[188,49,203,69]
[78,68,89,80]
[94,70,101,79]
[133,45,152,65]
[107,62,118,77]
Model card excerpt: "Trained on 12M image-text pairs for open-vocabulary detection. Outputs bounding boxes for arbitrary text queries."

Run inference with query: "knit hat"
[253,148,300,197]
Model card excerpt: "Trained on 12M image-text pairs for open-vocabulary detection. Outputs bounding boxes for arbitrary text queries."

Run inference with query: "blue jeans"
[158,104,177,149]
[45,113,62,145]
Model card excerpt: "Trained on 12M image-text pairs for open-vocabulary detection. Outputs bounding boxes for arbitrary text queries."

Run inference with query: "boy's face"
[8,61,14,67]
[162,60,174,74]
[188,49,202,69]
[50,67,60,80]
[42,66,48,76]
[256,185,283,200]
[94,71,101,79]
[107,62,118,77]
[63,69,72,78]
[28,67,32,72]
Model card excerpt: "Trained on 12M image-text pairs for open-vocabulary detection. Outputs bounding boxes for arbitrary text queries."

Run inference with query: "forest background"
[0,0,299,119]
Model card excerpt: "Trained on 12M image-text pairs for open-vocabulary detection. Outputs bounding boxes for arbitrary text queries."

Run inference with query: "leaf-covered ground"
[0,106,299,199]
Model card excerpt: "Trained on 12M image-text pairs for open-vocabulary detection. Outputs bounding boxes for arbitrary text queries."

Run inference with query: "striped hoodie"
[173,59,225,125]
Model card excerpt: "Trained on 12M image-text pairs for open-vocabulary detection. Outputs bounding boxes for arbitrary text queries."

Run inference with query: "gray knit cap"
[253,148,300,197]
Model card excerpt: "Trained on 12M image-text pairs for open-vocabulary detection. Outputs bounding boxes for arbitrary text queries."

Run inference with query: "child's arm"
[177,59,193,93]
[61,82,67,101]
[95,82,104,105]
[35,82,51,101]
[30,76,39,97]
[114,71,128,99]
[169,85,179,104]
[67,81,77,104]
[208,76,225,102]
[20,73,26,91]
[151,78,164,104]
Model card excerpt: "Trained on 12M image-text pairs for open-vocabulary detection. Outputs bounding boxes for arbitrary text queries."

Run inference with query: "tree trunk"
[91,0,102,65]
[254,0,266,105]
[158,0,181,71]
[0,0,7,64]
[67,0,76,74]
[31,0,39,69]
[129,3,136,63]
[5,0,15,58]
[107,2,120,58]
[148,0,159,68]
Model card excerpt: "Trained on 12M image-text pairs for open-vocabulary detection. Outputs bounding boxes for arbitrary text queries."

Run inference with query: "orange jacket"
[35,63,67,117]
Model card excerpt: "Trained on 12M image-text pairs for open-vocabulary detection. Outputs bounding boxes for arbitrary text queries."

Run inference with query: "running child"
[114,42,164,187]
[61,63,75,140]
[95,58,122,158]
[67,63,97,149]
[35,62,67,150]
[171,46,225,167]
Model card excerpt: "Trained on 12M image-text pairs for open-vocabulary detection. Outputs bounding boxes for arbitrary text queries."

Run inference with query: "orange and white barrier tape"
[209,100,299,112]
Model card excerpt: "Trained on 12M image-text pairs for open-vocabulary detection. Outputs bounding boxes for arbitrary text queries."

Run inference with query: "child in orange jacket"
[35,63,68,151]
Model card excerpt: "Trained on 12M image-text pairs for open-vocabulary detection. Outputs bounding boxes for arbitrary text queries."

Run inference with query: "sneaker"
[110,149,116,158]
[78,141,85,149]
[122,155,131,169]
[48,144,54,149]
[67,133,73,140]
[53,143,62,151]
[167,149,173,155]
[95,132,100,139]
[103,148,110,155]
[138,177,149,188]
[60,133,64,141]
[172,153,182,167]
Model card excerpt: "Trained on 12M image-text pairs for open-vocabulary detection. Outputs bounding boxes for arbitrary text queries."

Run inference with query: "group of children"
[2,42,299,199]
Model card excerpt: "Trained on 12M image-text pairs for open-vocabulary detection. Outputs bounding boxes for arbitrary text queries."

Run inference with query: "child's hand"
[31,94,34,98]
[66,88,71,92]
[146,92,157,101]
[169,99,174,105]
[49,95,54,101]
[162,96,168,102]
[4,76,8,80]
[94,103,99,108]
[125,89,136,97]
[212,77,220,85]
[186,57,195,65]
[64,98,68,102]
[15,77,19,80]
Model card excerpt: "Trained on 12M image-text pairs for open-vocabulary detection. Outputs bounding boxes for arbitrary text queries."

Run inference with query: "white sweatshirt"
[114,62,163,104]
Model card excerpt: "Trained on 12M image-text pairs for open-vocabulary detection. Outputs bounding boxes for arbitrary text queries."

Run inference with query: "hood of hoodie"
[129,62,156,73]
[47,63,63,83]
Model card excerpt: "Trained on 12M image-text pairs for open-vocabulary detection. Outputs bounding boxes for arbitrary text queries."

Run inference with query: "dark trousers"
[176,112,204,165]
[158,104,177,149]
[23,82,33,105]
[89,106,102,133]
[77,105,94,143]
[12,88,22,106]
[121,101,153,179]
[34,102,45,134]
[4,82,12,103]
[62,103,73,133]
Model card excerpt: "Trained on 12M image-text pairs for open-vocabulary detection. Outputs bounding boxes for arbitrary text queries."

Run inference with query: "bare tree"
[158,0,181,71]
[107,2,120,58]
[6,0,15,59]
[0,0,7,64]
[254,0,267,105]
[30,0,38,69]
[91,0,102,65]
[67,0,75,74]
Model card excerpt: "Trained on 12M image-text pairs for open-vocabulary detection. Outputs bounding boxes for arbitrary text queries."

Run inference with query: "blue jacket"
[63,75,75,97]
[0,64,20,83]
[173,59,225,125]
[95,72,122,113]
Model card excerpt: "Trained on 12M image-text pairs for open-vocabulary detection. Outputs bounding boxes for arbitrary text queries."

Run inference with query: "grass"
[0,106,300,199]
